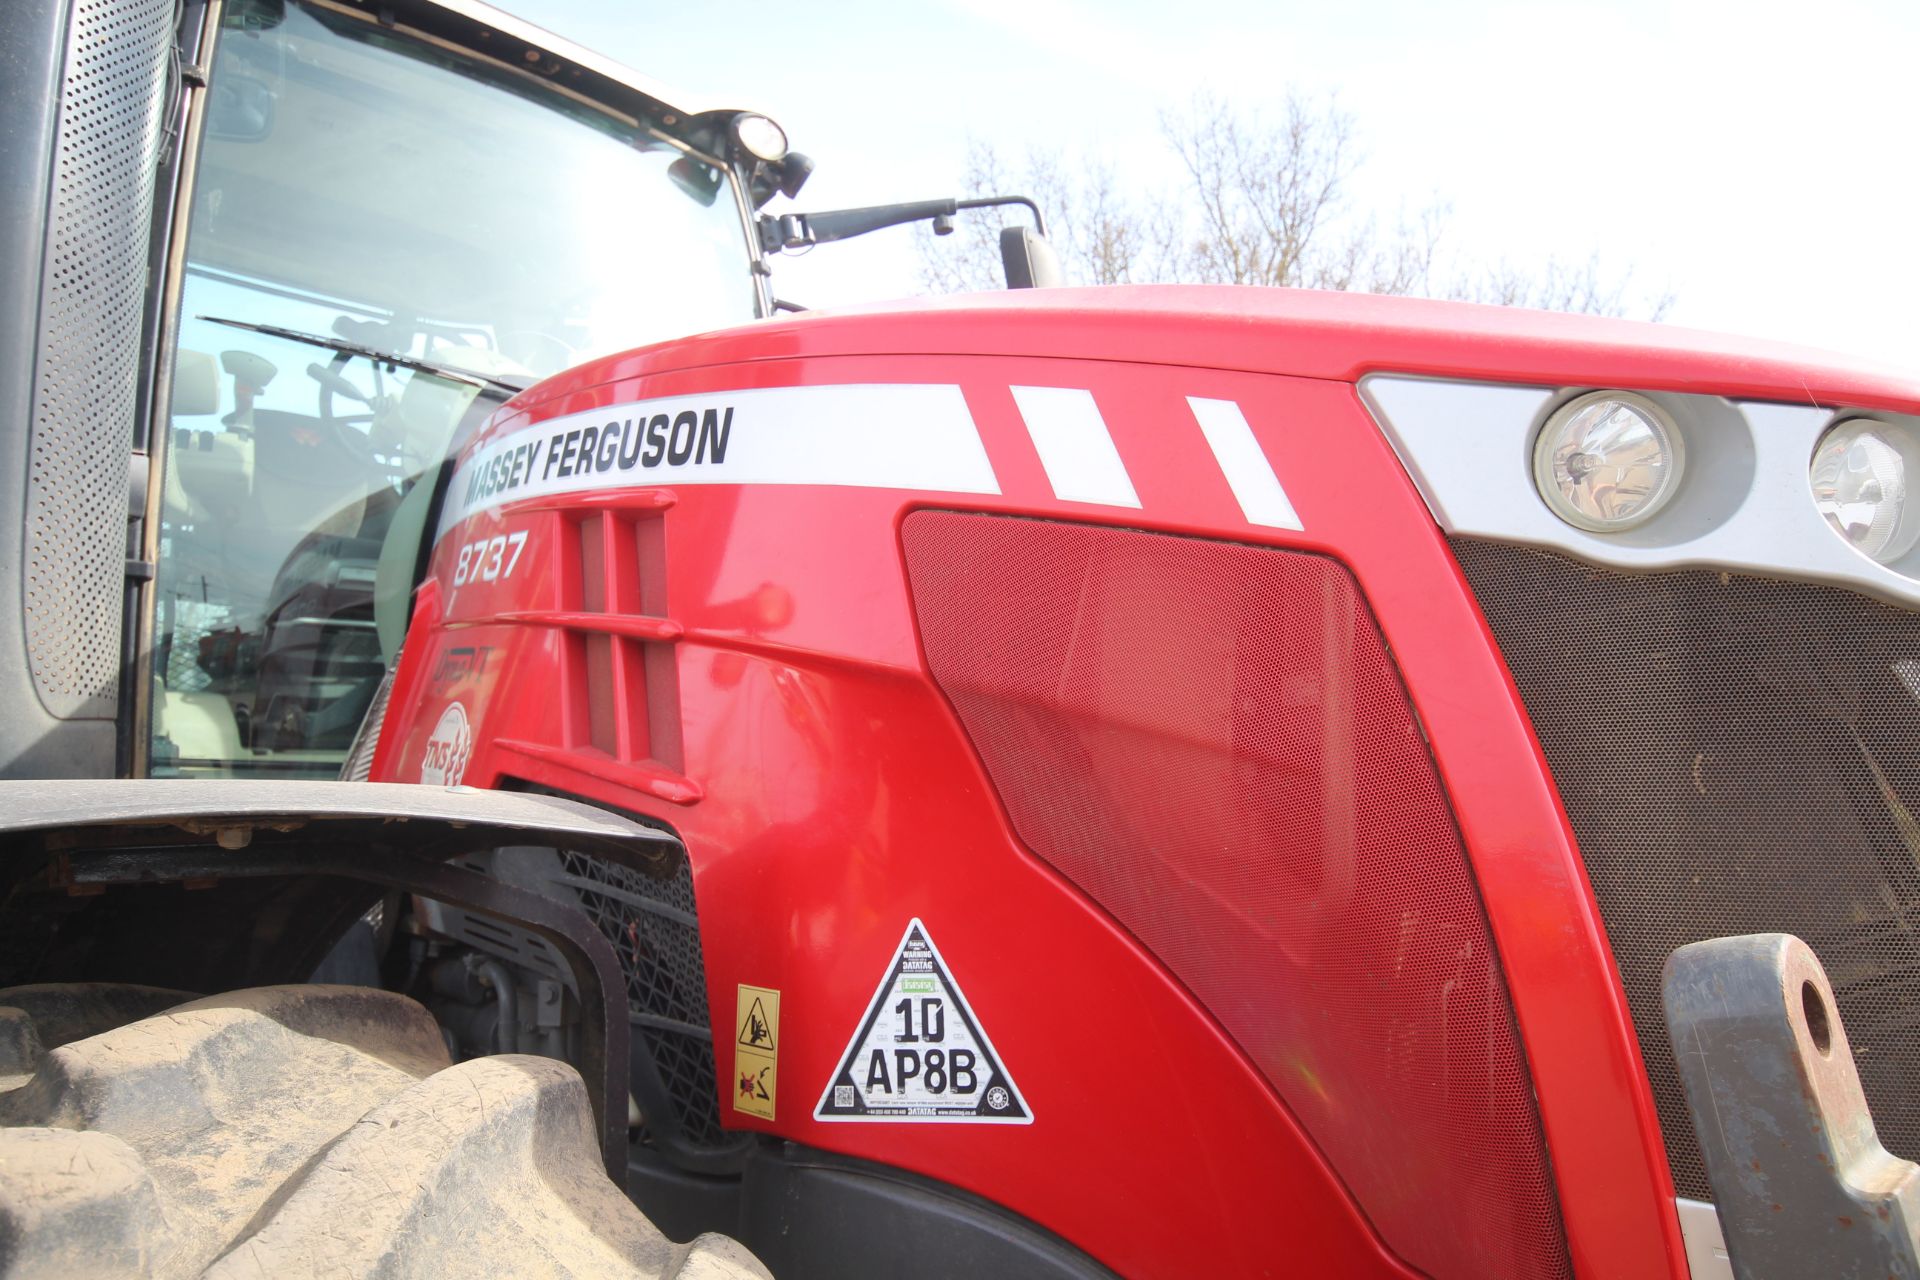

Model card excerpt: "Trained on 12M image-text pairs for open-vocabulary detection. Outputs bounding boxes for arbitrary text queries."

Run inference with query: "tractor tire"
[0,984,767,1280]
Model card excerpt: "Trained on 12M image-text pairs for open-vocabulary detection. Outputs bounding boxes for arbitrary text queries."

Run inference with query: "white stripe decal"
[1010,386,1141,509]
[1187,397,1304,531]
[438,383,999,537]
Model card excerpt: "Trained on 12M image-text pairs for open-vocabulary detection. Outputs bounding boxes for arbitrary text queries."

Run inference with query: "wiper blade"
[197,316,531,397]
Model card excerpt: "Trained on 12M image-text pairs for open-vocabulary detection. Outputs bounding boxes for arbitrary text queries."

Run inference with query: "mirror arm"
[957,195,1046,238]
[759,193,1046,253]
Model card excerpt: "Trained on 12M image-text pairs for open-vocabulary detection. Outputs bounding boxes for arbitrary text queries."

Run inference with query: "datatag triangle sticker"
[815,918,1032,1124]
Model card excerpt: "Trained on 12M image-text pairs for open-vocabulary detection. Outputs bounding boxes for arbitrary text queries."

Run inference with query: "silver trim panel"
[1676,1199,1732,1280]
[1360,373,1920,610]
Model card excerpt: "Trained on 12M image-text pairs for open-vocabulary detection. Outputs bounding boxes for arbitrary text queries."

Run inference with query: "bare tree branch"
[1447,253,1675,319]
[917,94,1671,320]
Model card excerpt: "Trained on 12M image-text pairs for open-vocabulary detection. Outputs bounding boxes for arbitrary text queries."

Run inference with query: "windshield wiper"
[197,316,532,397]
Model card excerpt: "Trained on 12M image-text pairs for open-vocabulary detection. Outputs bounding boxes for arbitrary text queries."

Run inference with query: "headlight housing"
[730,113,788,163]
[1810,418,1919,566]
[1532,390,1684,532]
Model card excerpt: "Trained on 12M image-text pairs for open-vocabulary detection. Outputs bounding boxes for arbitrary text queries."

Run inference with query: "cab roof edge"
[403,0,780,137]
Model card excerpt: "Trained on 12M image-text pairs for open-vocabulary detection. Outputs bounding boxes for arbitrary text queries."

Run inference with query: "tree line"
[919,94,1671,319]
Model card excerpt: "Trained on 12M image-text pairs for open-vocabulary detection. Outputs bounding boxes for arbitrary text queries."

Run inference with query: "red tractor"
[2,1,1917,1278]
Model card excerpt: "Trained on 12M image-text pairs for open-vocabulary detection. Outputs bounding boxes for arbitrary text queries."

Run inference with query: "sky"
[512,0,1920,373]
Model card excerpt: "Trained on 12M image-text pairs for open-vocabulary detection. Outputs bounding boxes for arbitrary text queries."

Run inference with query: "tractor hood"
[511,285,1920,419]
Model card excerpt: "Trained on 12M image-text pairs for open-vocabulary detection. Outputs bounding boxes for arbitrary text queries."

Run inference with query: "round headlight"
[731,113,788,163]
[1532,390,1683,532]
[1810,419,1918,565]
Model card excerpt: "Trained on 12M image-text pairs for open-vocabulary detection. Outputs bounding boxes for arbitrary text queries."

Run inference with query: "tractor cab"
[148,0,774,776]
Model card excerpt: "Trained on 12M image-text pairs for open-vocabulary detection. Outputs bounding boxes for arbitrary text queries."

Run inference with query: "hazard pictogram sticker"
[738,995,776,1051]
[815,918,1031,1124]
[733,984,779,1120]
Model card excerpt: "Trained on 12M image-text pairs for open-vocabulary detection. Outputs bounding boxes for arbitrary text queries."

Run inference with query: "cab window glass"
[153,2,756,777]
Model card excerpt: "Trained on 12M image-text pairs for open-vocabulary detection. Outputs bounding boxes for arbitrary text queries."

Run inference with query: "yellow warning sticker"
[733,984,780,1120]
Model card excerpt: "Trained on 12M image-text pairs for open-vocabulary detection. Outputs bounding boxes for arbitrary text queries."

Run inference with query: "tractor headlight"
[1810,418,1919,565]
[1532,390,1683,532]
[731,113,788,162]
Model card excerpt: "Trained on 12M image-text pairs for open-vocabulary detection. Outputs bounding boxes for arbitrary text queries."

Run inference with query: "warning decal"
[739,995,776,1051]
[733,984,780,1121]
[814,918,1031,1124]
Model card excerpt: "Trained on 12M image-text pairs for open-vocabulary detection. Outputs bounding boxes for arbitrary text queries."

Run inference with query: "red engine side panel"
[902,512,1570,1280]
[377,315,1696,1279]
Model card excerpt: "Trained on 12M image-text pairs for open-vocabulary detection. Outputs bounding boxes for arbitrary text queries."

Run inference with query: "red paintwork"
[374,287,1920,1278]
[547,285,1920,414]
[900,511,1571,1279]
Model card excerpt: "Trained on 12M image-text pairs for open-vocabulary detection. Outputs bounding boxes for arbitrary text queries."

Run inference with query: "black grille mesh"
[553,849,728,1148]
[1453,538,1920,1200]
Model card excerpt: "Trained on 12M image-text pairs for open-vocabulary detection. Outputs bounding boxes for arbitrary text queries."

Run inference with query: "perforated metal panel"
[905,512,1572,1280]
[1453,538,1920,1203]
[25,0,172,718]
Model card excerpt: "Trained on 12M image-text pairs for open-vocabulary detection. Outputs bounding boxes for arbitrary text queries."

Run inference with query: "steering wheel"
[307,352,379,463]
[495,328,581,378]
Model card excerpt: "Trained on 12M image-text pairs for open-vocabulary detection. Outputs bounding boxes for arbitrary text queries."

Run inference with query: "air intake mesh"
[436,839,733,1158]
[553,848,731,1149]
[1453,538,1920,1201]
[27,0,173,717]
[339,663,397,782]
[905,512,1571,1280]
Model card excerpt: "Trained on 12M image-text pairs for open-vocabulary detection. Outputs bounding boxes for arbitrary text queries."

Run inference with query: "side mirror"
[223,0,286,30]
[1000,225,1064,289]
[668,157,722,207]
[206,73,276,142]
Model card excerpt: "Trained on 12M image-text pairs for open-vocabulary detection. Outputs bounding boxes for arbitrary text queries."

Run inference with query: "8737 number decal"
[451,531,528,586]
